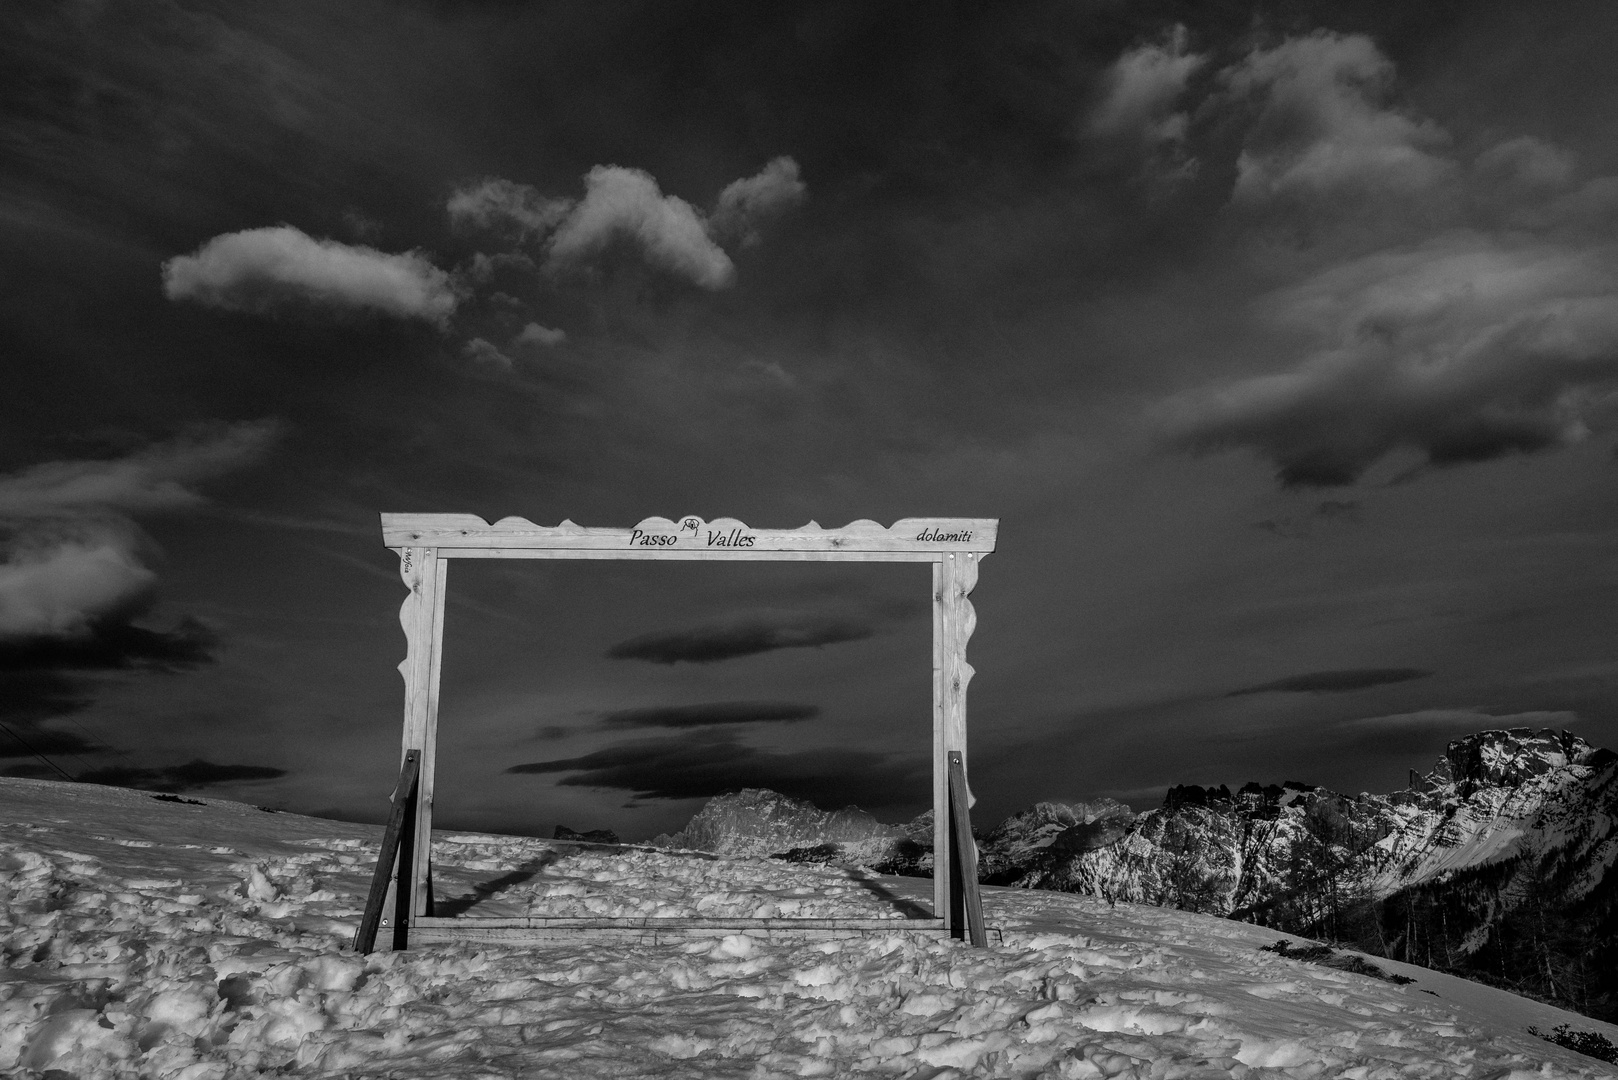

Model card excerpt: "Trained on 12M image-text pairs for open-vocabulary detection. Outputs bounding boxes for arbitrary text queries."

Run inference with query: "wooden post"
[932,559,950,928]
[395,546,447,928]
[353,750,420,954]
[933,551,980,931]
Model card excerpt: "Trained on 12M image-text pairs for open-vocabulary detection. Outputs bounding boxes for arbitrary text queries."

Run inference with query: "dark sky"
[4,0,1618,839]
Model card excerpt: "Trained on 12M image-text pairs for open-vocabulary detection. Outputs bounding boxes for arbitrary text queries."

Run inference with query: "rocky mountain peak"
[984,799,1131,846]
[1418,728,1594,792]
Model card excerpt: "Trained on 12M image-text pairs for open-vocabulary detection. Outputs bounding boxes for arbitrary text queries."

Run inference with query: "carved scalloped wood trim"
[381,513,997,554]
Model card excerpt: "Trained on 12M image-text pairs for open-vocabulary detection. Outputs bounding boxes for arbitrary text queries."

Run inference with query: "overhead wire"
[0,721,77,782]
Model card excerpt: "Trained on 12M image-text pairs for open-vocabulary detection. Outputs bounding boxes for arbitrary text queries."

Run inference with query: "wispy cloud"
[0,422,278,639]
[1227,668,1431,695]
[163,226,458,324]
[600,701,819,728]
[77,758,287,793]
[606,612,874,664]
[1336,708,1580,731]
[447,178,572,240]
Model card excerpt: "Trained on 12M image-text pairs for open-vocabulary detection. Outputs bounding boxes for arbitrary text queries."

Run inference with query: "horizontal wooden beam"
[405,917,948,946]
[411,916,941,929]
[382,514,997,556]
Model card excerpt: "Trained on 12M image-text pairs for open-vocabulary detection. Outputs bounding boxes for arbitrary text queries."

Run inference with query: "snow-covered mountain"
[650,786,910,861]
[4,775,1618,1077]
[1015,728,1617,1021]
[659,728,1617,1023]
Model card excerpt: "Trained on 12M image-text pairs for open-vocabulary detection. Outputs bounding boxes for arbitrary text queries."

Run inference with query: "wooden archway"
[355,514,996,950]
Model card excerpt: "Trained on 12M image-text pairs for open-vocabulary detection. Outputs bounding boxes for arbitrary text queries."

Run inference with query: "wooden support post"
[948,751,987,947]
[353,750,420,954]
[932,559,950,927]
[933,551,980,932]
[395,547,447,928]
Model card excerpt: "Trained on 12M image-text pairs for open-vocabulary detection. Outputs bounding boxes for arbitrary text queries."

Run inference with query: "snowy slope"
[4,777,1616,1079]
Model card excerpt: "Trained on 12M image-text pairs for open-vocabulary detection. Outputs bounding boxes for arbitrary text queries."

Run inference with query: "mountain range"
[653,728,1618,1023]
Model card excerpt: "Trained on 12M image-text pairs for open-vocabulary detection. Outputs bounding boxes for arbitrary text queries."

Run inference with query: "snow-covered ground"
[3,778,1615,1079]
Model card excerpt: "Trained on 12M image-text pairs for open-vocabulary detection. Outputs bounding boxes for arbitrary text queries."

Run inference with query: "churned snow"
[3,777,1616,1079]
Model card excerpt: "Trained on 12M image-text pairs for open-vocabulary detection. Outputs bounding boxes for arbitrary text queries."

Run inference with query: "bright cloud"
[547,165,735,289]
[1223,32,1452,207]
[710,157,807,247]
[1086,26,1204,152]
[162,226,458,324]
[450,160,806,291]
[1161,233,1618,485]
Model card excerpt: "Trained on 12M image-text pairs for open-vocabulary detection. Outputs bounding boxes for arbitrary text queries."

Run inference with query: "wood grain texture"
[382,514,997,555]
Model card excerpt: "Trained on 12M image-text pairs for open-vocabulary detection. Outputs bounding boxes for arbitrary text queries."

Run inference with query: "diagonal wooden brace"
[353,750,421,954]
[948,751,987,947]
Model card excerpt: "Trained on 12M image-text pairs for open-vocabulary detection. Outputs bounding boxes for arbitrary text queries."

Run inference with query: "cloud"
[600,701,819,729]
[1222,32,1452,208]
[606,613,874,664]
[710,157,807,247]
[1227,668,1431,695]
[0,423,276,639]
[1086,26,1204,166]
[1474,136,1578,193]
[0,535,155,639]
[547,165,735,289]
[506,729,926,809]
[447,178,573,239]
[450,160,805,291]
[0,420,278,518]
[77,758,287,793]
[514,322,566,347]
[163,226,458,324]
[1160,233,1618,485]
[0,617,215,673]
[461,337,513,369]
[1337,708,1580,731]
